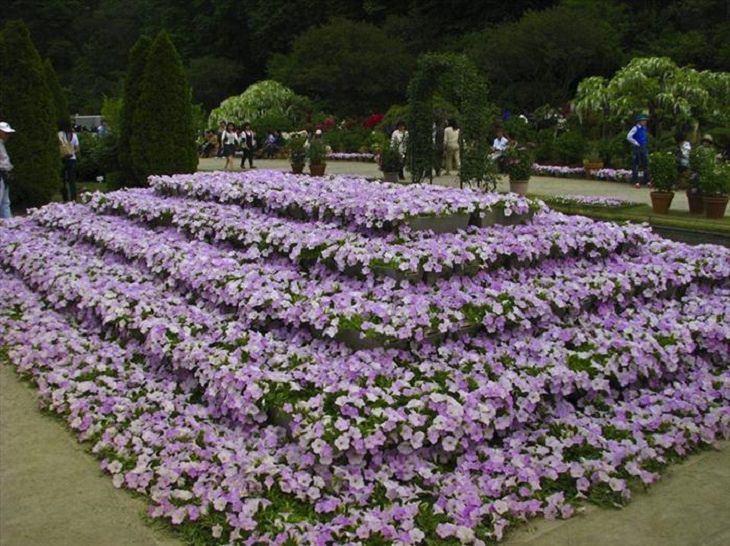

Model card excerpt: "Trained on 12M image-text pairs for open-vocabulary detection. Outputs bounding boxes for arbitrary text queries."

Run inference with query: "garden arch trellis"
[407,53,494,189]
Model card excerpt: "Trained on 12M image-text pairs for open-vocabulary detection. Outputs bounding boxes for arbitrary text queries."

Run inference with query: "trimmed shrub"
[118,36,152,186]
[0,20,60,210]
[43,58,69,126]
[555,130,587,165]
[130,31,197,181]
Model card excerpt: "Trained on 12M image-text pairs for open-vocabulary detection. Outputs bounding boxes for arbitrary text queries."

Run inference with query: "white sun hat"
[0,122,16,133]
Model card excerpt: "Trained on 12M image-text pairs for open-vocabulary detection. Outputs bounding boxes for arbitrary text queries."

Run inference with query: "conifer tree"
[130,31,197,182]
[43,58,69,126]
[0,20,60,209]
[118,35,152,186]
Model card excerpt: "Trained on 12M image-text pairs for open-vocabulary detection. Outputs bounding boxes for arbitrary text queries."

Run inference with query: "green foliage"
[287,134,307,168]
[555,130,588,165]
[307,139,327,166]
[252,112,293,135]
[598,135,630,169]
[0,20,60,210]
[464,2,621,111]
[504,146,533,182]
[100,96,122,132]
[323,126,370,152]
[187,55,245,111]
[649,151,678,192]
[699,159,730,196]
[130,31,197,182]
[43,58,69,126]
[575,57,730,138]
[268,18,415,115]
[407,53,493,189]
[118,35,151,187]
[76,133,119,182]
[379,140,402,172]
[209,80,311,128]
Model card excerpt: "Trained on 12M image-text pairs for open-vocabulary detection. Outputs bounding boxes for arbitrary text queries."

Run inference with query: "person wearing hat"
[0,121,16,219]
[627,114,650,188]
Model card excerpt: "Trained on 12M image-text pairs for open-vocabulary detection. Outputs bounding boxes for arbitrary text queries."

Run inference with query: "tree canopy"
[268,18,415,115]
[6,0,730,116]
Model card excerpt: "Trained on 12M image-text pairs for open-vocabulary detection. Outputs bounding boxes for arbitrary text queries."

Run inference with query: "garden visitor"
[263,132,277,158]
[216,120,227,158]
[391,120,408,180]
[0,121,16,219]
[220,122,239,170]
[200,130,218,158]
[627,114,650,188]
[490,128,510,170]
[443,119,460,175]
[676,133,691,175]
[96,120,110,137]
[240,122,256,169]
[58,119,80,202]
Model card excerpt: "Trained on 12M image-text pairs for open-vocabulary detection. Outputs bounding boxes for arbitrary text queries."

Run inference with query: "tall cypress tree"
[130,31,197,182]
[118,35,152,186]
[43,58,69,126]
[0,20,60,210]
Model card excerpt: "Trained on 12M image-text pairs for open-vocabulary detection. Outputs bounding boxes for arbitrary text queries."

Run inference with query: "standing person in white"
[58,120,80,201]
[0,121,16,219]
[390,120,408,180]
[220,122,239,171]
[443,119,460,175]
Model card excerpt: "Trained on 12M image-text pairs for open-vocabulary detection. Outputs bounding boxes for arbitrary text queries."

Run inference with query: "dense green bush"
[76,133,119,182]
[649,151,678,191]
[252,112,293,135]
[118,36,151,186]
[130,31,197,181]
[323,126,370,152]
[598,135,630,168]
[533,129,557,163]
[0,20,60,210]
[505,146,533,182]
[307,139,327,166]
[555,130,587,165]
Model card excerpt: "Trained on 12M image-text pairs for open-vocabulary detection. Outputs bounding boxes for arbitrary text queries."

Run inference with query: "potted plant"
[648,151,677,214]
[504,146,532,195]
[700,161,730,219]
[687,146,715,214]
[308,138,327,176]
[379,140,402,183]
[287,134,307,174]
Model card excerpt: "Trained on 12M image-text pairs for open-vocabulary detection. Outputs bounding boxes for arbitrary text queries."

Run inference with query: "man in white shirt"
[390,120,408,180]
[490,128,510,170]
[0,121,16,219]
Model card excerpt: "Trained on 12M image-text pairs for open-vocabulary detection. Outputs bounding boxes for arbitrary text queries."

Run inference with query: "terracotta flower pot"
[583,161,604,175]
[686,189,704,214]
[650,191,674,214]
[309,164,326,176]
[291,163,304,174]
[509,180,529,196]
[703,195,729,219]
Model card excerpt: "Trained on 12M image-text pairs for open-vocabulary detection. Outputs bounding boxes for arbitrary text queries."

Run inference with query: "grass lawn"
[538,196,730,236]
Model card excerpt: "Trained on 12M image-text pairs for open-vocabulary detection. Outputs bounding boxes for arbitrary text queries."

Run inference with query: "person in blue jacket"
[627,114,650,188]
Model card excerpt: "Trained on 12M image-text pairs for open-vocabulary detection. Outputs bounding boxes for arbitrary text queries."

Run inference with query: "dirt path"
[3,359,729,545]
[0,362,179,546]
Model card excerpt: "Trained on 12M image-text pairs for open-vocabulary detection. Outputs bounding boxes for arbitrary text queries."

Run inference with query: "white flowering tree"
[574,57,730,137]
[208,80,311,128]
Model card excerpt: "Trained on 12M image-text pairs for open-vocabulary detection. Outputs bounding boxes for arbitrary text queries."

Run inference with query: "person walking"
[627,114,650,188]
[391,120,408,180]
[0,121,16,219]
[240,122,256,169]
[220,122,239,171]
[58,120,80,201]
[443,119,460,175]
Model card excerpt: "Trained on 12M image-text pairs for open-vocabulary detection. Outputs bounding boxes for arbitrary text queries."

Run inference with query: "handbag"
[59,133,75,158]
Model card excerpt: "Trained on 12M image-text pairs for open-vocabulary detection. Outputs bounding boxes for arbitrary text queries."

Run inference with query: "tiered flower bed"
[1,169,728,545]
